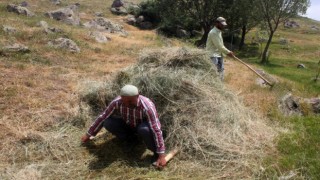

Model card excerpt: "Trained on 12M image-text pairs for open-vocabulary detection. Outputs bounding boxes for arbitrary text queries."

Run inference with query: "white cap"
[120,85,139,96]
[216,17,227,26]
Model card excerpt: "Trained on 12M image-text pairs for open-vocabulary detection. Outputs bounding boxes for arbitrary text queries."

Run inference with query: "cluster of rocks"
[279,93,320,116]
[3,1,135,54]
[83,17,128,36]
[125,15,153,30]
[284,20,300,28]
[7,3,35,17]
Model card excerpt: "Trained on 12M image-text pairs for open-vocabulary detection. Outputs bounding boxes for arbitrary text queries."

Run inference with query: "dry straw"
[81,47,276,176]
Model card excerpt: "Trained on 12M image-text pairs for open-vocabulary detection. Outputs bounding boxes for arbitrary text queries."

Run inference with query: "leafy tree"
[256,0,310,64]
[156,0,231,46]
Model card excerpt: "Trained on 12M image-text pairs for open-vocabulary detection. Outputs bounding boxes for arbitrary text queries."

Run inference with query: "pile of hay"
[81,47,275,176]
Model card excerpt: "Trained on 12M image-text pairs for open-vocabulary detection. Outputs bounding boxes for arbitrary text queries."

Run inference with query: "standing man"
[206,17,236,80]
[81,84,166,168]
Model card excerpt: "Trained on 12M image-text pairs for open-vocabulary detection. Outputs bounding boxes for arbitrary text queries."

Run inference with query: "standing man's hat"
[120,85,139,96]
[216,17,227,26]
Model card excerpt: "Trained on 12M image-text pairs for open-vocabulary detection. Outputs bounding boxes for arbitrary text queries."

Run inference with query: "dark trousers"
[103,117,157,153]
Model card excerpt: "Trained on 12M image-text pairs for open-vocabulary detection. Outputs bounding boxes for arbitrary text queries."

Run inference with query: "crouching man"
[81,84,166,168]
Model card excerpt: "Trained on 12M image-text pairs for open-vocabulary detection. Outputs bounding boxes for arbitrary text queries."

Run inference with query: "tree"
[156,0,231,46]
[256,0,310,64]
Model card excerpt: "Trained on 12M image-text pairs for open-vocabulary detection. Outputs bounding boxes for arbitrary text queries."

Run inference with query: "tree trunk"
[195,24,211,47]
[261,30,274,64]
[239,25,246,50]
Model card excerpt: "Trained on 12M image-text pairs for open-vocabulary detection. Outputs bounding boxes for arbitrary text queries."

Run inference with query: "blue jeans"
[211,57,224,81]
[103,117,157,153]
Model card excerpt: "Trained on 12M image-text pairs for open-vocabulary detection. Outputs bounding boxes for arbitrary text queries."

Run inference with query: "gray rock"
[38,21,63,34]
[20,1,28,7]
[284,20,300,28]
[279,38,288,45]
[48,38,80,53]
[111,0,124,8]
[51,0,61,5]
[137,21,153,30]
[125,15,136,25]
[2,43,30,53]
[83,17,128,36]
[89,31,110,43]
[95,12,103,17]
[297,64,306,69]
[310,25,319,31]
[110,7,128,15]
[38,21,49,29]
[279,93,302,116]
[3,25,16,34]
[176,29,191,38]
[45,5,80,26]
[7,4,35,17]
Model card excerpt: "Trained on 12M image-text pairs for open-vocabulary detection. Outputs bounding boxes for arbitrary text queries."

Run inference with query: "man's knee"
[137,125,150,136]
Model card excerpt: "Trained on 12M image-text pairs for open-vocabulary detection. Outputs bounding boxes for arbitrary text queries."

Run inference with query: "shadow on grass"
[83,137,153,170]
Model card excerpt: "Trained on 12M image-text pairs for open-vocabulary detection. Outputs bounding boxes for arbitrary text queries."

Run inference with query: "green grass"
[262,115,320,179]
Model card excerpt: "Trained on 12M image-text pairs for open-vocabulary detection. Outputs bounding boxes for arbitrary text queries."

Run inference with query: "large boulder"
[48,38,80,53]
[83,17,128,36]
[45,4,80,26]
[7,4,35,17]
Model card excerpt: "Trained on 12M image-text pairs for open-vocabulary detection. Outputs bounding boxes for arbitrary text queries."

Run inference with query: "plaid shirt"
[87,95,165,153]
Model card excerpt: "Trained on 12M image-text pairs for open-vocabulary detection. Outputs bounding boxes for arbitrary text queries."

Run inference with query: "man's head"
[215,17,227,30]
[120,84,139,108]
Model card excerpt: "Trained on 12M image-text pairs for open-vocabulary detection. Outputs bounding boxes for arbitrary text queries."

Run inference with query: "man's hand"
[81,134,91,143]
[227,51,236,59]
[155,153,167,169]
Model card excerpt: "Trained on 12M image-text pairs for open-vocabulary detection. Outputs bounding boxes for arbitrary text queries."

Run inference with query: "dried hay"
[80,47,275,175]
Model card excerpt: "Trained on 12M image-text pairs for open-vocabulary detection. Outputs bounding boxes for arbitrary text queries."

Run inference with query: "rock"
[38,21,49,29]
[89,31,110,43]
[279,94,320,116]
[83,17,128,36]
[20,1,28,7]
[125,15,136,25]
[110,7,128,15]
[255,69,278,87]
[176,29,191,38]
[38,21,63,34]
[45,5,80,26]
[2,25,16,34]
[48,38,80,53]
[310,25,319,31]
[279,93,302,116]
[7,4,35,17]
[51,0,61,5]
[137,21,153,30]
[95,12,103,17]
[111,0,124,8]
[297,64,306,69]
[284,20,300,28]
[2,43,30,53]
[279,38,288,45]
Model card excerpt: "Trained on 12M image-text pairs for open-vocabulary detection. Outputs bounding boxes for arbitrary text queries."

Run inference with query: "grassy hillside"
[0,0,319,179]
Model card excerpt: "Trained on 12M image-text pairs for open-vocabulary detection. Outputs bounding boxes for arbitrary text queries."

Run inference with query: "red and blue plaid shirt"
[87,95,165,153]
